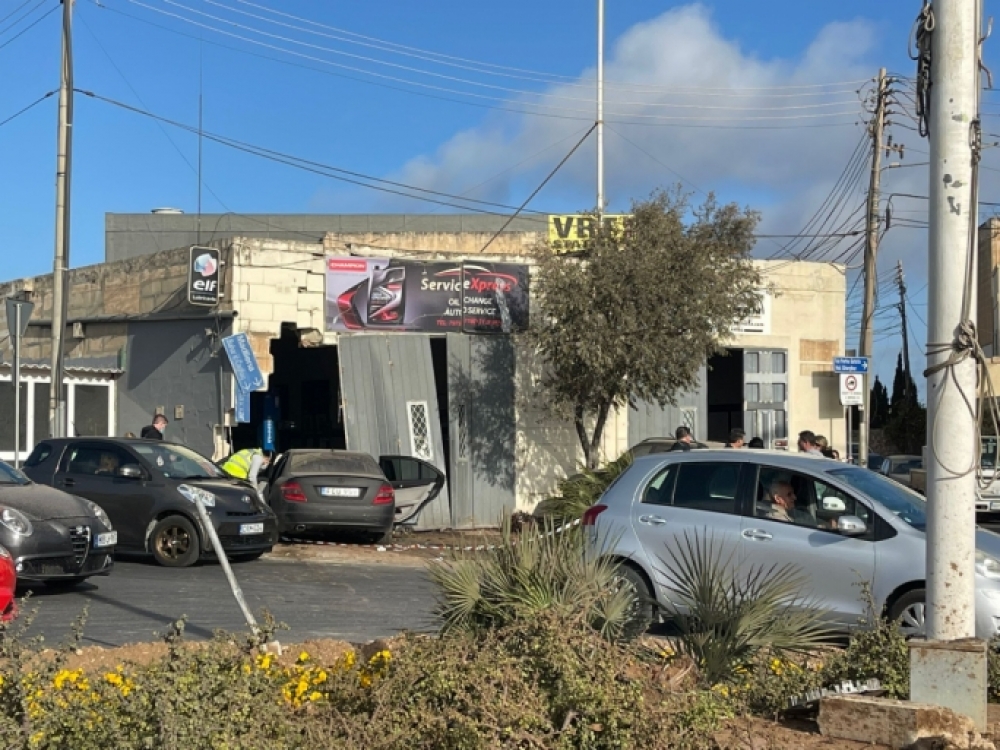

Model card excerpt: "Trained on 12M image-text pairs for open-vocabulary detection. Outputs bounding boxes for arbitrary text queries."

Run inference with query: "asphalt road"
[13,556,437,648]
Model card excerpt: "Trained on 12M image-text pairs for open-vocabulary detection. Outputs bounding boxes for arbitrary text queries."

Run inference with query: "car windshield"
[132,443,225,480]
[827,465,927,531]
[0,462,29,486]
[288,452,380,475]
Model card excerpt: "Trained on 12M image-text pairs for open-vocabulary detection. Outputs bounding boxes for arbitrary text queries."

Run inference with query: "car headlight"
[0,507,32,536]
[84,500,113,530]
[177,484,216,508]
[976,551,1000,580]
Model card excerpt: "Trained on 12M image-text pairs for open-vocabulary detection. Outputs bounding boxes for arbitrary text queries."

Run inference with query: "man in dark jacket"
[670,425,694,451]
[726,429,746,449]
[140,413,168,440]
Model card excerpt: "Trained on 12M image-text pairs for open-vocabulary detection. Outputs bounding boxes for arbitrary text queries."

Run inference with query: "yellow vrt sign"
[547,214,628,251]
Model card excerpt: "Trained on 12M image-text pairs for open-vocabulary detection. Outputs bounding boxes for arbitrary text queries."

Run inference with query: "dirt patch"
[270,527,509,566]
[716,715,892,749]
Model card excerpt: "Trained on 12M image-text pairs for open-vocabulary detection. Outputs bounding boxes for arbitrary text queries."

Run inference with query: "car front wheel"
[151,516,200,568]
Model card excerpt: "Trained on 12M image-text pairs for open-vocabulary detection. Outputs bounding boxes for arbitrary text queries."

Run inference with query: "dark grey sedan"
[0,460,116,587]
[265,450,444,542]
[23,438,277,568]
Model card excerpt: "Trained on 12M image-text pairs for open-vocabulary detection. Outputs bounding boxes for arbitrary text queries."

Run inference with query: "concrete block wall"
[0,246,197,363]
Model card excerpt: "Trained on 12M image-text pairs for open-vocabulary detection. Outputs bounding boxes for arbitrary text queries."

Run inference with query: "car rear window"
[289,452,380,475]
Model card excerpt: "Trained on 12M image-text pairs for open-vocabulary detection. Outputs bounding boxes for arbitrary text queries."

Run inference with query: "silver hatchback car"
[584,450,1000,638]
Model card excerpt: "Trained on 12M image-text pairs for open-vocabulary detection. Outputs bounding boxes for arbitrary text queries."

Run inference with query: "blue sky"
[0,0,995,399]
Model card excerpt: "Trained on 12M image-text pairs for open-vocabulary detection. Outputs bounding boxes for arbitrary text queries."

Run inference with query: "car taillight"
[373,484,394,505]
[281,481,307,503]
[581,505,608,526]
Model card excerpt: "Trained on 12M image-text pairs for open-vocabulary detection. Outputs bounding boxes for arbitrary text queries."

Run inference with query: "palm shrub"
[534,450,634,521]
[658,531,836,685]
[429,514,637,641]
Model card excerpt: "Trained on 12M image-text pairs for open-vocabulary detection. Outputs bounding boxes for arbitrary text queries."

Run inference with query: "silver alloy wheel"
[897,601,926,637]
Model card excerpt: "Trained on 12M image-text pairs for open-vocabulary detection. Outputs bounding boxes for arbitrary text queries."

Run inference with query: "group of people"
[124,412,272,493]
[668,425,843,461]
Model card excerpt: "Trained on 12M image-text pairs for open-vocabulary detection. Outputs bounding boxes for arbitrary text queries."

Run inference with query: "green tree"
[870,375,890,429]
[890,352,918,412]
[529,189,762,469]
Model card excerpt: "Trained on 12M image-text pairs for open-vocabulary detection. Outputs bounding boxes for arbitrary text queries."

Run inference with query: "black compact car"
[265,449,444,541]
[23,438,278,568]
[0,460,116,587]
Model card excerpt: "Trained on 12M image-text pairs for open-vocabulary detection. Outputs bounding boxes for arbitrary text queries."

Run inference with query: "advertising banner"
[325,257,529,334]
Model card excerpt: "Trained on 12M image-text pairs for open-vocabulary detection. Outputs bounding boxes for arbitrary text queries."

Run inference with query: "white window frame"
[0,374,116,464]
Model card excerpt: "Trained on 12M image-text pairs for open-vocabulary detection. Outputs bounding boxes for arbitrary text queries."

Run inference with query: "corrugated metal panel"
[468,336,516,525]
[628,366,708,446]
[445,335,517,528]
[338,334,451,529]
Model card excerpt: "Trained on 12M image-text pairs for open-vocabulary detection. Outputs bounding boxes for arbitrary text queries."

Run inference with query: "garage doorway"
[707,348,744,442]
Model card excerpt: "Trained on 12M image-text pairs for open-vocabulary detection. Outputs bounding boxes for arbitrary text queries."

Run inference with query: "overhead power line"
[216,0,872,96]
[91,0,864,128]
[0,90,57,129]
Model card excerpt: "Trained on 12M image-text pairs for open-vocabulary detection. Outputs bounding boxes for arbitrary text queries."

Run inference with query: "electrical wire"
[86,1,862,130]
[0,1,56,51]
[219,0,873,96]
[105,0,865,125]
[0,90,57,129]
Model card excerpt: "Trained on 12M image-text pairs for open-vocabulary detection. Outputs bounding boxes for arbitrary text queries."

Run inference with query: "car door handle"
[742,528,773,541]
[639,515,666,526]
[61,478,75,488]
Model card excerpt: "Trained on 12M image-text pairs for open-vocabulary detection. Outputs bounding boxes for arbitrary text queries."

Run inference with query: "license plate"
[94,531,117,548]
[239,523,264,535]
[320,487,360,497]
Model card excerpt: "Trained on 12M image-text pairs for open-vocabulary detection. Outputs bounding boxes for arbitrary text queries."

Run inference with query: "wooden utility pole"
[857,68,888,467]
[896,260,912,402]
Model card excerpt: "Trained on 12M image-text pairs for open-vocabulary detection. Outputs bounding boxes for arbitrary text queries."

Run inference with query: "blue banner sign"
[235,387,250,424]
[833,356,869,374]
[222,333,265,391]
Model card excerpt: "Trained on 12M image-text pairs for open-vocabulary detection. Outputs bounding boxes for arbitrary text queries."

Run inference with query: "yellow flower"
[297,651,310,663]
[241,663,252,675]
[314,669,328,684]
[308,691,322,702]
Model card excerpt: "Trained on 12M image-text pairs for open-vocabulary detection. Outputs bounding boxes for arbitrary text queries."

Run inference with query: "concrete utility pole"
[857,68,888,468]
[596,0,605,215]
[49,0,74,438]
[896,260,912,402]
[911,0,987,728]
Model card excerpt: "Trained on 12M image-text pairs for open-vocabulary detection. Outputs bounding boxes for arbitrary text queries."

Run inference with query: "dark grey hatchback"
[23,438,278,568]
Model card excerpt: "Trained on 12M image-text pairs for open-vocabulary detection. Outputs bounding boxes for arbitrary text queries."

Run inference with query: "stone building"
[0,213,848,528]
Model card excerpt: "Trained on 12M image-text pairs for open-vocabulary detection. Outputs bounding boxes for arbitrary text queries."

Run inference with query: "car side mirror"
[118,465,143,480]
[837,515,867,536]
[822,497,847,512]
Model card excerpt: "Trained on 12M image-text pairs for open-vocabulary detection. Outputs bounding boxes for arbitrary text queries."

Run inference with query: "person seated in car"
[765,480,816,526]
[96,453,120,476]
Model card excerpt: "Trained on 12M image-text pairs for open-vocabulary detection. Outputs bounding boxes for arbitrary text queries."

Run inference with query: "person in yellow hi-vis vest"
[220,448,271,499]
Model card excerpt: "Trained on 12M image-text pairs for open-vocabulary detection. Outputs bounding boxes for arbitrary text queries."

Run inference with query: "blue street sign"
[235,387,250,424]
[222,333,265,392]
[833,356,870,374]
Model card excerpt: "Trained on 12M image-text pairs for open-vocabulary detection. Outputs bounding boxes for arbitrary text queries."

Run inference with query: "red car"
[0,545,15,622]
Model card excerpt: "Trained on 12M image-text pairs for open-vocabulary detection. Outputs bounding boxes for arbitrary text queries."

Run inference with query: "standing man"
[670,425,695,451]
[140,414,168,440]
[797,430,824,456]
[726,429,746,449]
[220,447,272,499]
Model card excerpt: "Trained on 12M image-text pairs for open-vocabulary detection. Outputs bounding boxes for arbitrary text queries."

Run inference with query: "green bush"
[658,531,836,685]
[429,515,637,641]
[1,609,730,750]
[533,451,634,521]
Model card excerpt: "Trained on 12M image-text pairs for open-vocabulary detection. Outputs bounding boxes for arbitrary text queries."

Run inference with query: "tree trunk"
[574,400,613,470]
